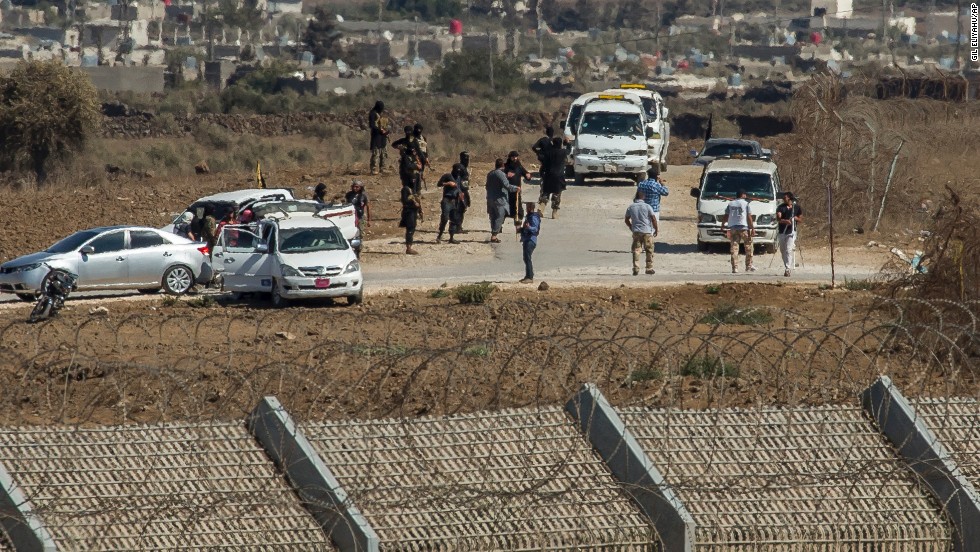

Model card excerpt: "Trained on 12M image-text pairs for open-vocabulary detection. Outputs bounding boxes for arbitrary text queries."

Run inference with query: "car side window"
[129,230,168,249]
[220,224,260,252]
[86,231,125,254]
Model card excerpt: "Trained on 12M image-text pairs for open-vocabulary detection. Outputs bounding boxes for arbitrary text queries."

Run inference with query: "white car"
[608,84,671,172]
[213,213,363,307]
[690,156,781,253]
[0,226,212,300]
[162,188,296,234]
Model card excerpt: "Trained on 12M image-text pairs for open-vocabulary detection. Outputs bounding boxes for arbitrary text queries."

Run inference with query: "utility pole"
[487,30,495,93]
[377,0,383,66]
[955,0,962,70]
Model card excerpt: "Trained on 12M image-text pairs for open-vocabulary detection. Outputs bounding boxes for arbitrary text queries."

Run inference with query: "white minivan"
[569,93,650,185]
[213,213,363,307]
[689,156,781,254]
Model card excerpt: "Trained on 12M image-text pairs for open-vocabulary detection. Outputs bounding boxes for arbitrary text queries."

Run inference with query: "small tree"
[430,49,527,96]
[0,60,101,183]
[303,7,344,64]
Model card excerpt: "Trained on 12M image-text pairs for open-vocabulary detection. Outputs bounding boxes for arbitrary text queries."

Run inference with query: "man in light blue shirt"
[636,167,669,222]
[520,202,541,283]
[624,190,660,276]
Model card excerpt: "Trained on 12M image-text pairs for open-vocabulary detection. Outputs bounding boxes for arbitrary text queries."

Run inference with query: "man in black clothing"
[345,180,371,228]
[775,191,803,277]
[436,173,464,244]
[503,150,531,232]
[531,127,555,165]
[398,146,422,195]
[313,182,328,203]
[368,101,389,175]
[399,181,422,255]
[391,125,418,154]
[451,162,469,230]
[538,137,568,219]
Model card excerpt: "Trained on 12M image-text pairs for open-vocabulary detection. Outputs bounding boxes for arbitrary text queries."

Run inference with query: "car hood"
[694,156,715,166]
[577,134,646,153]
[699,198,777,217]
[0,251,64,269]
[278,249,356,269]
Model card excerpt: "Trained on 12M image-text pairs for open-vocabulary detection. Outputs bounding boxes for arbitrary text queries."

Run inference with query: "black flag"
[704,113,713,142]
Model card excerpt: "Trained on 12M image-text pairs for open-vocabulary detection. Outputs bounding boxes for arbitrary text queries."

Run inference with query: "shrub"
[429,288,450,298]
[843,278,880,291]
[454,282,495,304]
[705,285,721,295]
[463,344,491,358]
[647,300,663,311]
[681,355,739,378]
[186,295,217,308]
[430,50,527,97]
[627,365,662,383]
[0,60,101,182]
[700,303,773,325]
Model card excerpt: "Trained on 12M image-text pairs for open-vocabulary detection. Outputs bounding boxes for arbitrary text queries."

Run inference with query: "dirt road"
[363,164,890,291]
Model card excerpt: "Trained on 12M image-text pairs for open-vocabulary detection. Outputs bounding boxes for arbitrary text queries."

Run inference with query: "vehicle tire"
[347,289,363,306]
[270,279,288,308]
[29,297,53,323]
[764,242,776,255]
[137,288,159,295]
[574,174,586,186]
[15,293,36,302]
[162,265,194,295]
[697,239,708,252]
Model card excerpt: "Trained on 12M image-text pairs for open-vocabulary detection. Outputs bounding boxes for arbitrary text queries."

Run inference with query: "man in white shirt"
[722,189,755,273]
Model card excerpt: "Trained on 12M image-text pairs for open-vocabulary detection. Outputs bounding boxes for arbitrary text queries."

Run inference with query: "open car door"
[213,223,276,293]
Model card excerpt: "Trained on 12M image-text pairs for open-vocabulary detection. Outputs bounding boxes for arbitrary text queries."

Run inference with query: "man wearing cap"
[368,100,389,175]
[519,201,541,283]
[345,180,371,228]
[504,150,531,233]
[486,158,518,243]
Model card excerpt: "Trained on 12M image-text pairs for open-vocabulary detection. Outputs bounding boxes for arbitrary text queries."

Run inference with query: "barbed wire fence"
[1,294,980,549]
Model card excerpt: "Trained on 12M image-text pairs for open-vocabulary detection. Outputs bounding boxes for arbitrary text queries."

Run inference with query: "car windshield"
[702,172,775,201]
[579,112,643,137]
[278,227,347,253]
[703,143,757,157]
[45,230,101,253]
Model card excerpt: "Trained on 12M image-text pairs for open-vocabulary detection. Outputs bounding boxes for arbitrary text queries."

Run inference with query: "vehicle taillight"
[197,245,210,256]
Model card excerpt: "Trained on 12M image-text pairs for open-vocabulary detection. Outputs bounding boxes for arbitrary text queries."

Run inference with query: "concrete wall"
[78,66,165,94]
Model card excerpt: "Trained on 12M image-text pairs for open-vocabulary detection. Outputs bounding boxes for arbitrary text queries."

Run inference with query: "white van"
[613,84,670,172]
[569,93,650,185]
[213,213,364,307]
[689,156,781,254]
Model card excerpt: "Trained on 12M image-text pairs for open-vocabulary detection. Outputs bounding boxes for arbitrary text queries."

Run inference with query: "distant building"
[811,0,852,18]
[267,0,301,15]
[82,19,150,48]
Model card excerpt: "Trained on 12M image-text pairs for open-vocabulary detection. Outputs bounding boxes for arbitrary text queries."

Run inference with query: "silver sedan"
[0,226,213,301]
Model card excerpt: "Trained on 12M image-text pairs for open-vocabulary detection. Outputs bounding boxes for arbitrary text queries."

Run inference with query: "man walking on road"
[538,137,567,219]
[776,191,802,277]
[486,158,519,243]
[368,101,389,175]
[722,189,755,273]
[624,190,659,275]
[636,167,669,222]
[520,202,541,283]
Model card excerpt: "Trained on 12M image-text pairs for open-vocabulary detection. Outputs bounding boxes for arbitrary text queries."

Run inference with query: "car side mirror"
[690,187,700,198]
[761,148,773,156]
[350,238,362,250]
[690,149,699,157]
[80,245,95,254]
[645,128,654,138]
[255,243,269,254]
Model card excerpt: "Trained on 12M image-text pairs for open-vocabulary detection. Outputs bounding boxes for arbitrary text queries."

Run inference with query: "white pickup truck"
[213,212,363,307]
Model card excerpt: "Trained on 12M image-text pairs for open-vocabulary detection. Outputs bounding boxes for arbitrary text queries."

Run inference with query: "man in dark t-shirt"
[776,191,803,277]
[345,180,370,227]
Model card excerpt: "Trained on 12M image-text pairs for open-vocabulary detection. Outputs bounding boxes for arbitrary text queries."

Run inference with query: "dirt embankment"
[100,109,563,139]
